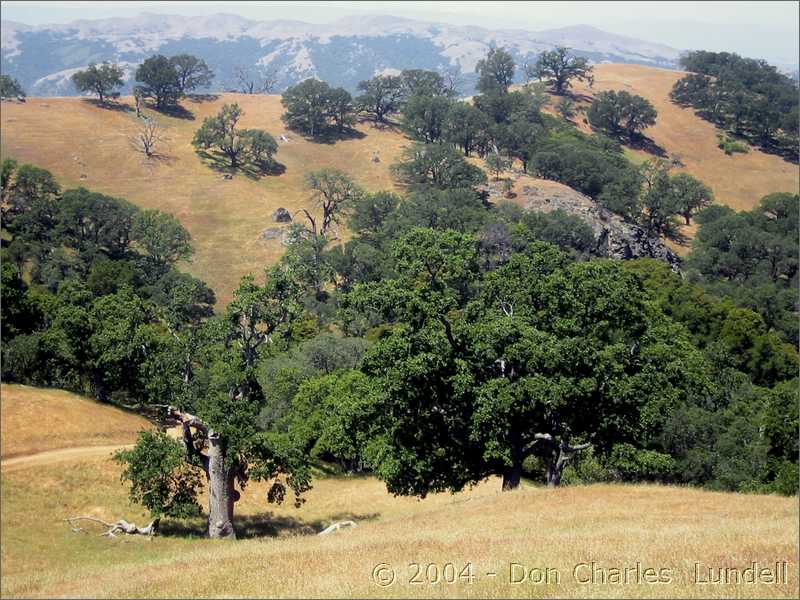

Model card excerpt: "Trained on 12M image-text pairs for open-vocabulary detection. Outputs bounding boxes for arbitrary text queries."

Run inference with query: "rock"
[261,227,283,240]
[519,180,681,270]
[272,207,292,223]
[222,173,233,180]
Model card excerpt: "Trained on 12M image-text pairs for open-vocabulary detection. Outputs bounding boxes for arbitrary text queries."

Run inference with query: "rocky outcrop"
[491,177,681,270]
[272,207,292,223]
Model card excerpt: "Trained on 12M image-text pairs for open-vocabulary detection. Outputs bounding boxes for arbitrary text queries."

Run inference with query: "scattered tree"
[234,65,278,95]
[0,74,25,99]
[192,103,278,171]
[71,62,124,103]
[587,90,657,140]
[130,118,167,158]
[393,143,487,190]
[170,54,214,95]
[355,74,405,123]
[475,47,516,95]
[281,79,355,139]
[528,47,593,94]
[135,55,181,109]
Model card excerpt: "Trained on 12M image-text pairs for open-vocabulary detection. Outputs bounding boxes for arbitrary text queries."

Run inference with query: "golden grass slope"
[1,455,797,598]
[0,384,150,458]
[0,94,410,305]
[556,64,799,211]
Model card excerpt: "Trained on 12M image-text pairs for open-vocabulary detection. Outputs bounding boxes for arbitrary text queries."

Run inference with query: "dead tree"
[235,65,278,95]
[65,516,159,537]
[130,118,166,158]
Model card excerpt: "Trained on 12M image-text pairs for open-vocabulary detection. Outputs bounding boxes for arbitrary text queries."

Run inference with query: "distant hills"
[1,13,683,96]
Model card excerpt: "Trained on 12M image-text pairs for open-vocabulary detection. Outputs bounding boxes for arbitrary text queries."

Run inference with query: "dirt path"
[0,444,133,472]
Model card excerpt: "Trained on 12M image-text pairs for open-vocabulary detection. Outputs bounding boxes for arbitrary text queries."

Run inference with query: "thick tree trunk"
[501,463,522,490]
[206,431,237,539]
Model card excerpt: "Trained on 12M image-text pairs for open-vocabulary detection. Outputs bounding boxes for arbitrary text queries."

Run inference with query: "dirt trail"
[0,444,133,472]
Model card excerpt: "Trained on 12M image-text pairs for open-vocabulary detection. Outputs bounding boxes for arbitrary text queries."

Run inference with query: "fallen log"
[65,516,159,538]
[318,520,357,535]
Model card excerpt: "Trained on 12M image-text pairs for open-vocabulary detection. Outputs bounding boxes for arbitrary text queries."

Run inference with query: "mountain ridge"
[1,12,682,96]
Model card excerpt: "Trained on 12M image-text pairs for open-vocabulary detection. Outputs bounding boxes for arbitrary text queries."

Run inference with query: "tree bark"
[501,463,522,490]
[206,431,237,539]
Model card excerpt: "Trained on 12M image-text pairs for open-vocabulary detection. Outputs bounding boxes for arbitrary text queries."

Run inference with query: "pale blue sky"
[2,1,798,64]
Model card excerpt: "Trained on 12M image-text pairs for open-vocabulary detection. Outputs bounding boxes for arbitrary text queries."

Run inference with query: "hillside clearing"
[551,63,799,211]
[0,94,409,305]
[0,384,150,459]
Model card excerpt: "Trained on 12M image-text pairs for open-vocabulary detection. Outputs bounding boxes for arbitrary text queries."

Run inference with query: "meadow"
[1,384,797,598]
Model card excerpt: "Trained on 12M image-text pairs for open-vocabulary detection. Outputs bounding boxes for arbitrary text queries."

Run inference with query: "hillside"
[0,94,409,304]
[552,63,799,212]
[0,386,797,598]
[2,64,797,302]
[0,384,150,459]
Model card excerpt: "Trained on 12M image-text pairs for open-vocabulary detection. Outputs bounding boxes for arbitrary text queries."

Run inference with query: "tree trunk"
[501,463,522,490]
[206,431,237,539]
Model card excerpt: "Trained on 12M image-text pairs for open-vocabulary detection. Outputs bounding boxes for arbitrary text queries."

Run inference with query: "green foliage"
[606,444,676,481]
[133,209,193,266]
[0,74,25,98]
[135,55,182,109]
[587,90,657,139]
[402,94,453,143]
[355,74,405,122]
[71,62,124,103]
[281,79,355,139]
[114,431,204,519]
[392,143,487,190]
[485,154,508,180]
[716,133,749,155]
[527,47,593,94]
[475,47,516,95]
[170,54,214,94]
[192,103,278,172]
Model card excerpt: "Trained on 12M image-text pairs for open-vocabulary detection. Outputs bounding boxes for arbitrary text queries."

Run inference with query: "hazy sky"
[2,1,798,64]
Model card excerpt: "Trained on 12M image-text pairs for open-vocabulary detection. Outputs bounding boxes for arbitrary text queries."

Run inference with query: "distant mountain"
[0,13,683,96]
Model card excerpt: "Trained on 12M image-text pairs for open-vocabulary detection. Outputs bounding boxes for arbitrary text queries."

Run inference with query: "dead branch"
[129,118,167,158]
[318,520,357,535]
[65,516,159,537]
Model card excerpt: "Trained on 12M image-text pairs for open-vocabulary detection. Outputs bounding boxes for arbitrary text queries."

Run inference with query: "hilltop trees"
[587,90,657,140]
[475,47,516,94]
[170,54,214,95]
[393,143,486,190]
[281,79,355,139]
[71,62,124,103]
[528,47,593,94]
[135,54,214,110]
[670,50,799,160]
[192,103,278,172]
[0,74,25,99]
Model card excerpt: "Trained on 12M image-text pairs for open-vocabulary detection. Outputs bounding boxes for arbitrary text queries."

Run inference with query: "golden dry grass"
[0,385,796,598]
[1,455,797,599]
[0,384,150,459]
[553,63,799,211]
[0,95,410,305]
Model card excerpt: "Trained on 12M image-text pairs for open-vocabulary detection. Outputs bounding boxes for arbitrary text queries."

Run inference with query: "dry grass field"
[0,385,797,598]
[0,384,150,459]
[2,63,797,303]
[555,63,799,211]
[0,94,409,305]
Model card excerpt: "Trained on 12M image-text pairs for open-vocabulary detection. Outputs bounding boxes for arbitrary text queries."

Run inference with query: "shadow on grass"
[291,126,367,145]
[627,134,668,158]
[195,149,286,180]
[81,98,134,113]
[186,93,220,104]
[152,103,196,121]
[160,511,380,539]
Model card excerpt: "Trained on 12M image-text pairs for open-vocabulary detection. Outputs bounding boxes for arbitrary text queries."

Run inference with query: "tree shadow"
[159,511,380,539]
[195,149,286,180]
[626,134,668,158]
[152,103,196,121]
[185,93,220,104]
[81,98,134,113]
[292,126,367,145]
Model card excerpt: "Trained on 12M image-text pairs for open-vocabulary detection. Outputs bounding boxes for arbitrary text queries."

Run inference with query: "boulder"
[272,207,292,223]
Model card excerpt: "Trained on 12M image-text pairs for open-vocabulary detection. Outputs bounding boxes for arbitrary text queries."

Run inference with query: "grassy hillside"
[0,384,150,459]
[553,63,799,211]
[0,388,797,598]
[3,65,798,304]
[0,94,409,305]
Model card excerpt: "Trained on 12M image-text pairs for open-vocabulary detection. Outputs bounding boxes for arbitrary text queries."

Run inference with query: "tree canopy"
[71,62,124,103]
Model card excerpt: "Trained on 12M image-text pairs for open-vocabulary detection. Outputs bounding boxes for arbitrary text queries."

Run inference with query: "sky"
[2,1,798,65]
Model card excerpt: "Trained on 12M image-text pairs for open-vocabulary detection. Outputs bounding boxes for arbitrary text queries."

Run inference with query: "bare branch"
[129,118,167,158]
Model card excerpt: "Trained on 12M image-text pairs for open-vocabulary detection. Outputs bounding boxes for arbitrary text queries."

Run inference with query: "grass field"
[0,385,797,598]
[557,63,799,211]
[0,94,409,305]
[2,63,797,304]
